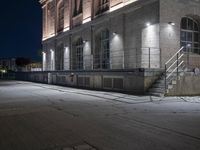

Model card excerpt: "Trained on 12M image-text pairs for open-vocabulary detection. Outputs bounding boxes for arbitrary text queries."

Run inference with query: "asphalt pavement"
[0,80,200,150]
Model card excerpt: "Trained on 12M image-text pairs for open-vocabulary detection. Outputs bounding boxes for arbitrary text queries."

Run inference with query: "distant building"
[0,58,17,71]
[26,62,42,72]
[38,0,200,95]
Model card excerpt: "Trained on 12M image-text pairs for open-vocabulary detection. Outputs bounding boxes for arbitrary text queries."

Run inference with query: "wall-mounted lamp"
[146,22,151,27]
[187,43,192,48]
[168,22,176,26]
[113,32,117,36]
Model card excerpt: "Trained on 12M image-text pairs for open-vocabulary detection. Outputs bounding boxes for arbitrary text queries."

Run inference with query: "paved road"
[0,80,200,150]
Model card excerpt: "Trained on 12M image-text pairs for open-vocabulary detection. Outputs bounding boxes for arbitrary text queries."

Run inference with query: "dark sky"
[0,0,42,61]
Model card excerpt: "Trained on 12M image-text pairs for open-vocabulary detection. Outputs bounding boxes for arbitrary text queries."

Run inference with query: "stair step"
[146,66,186,96]
[149,87,165,92]
[155,80,171,84]
[152,84,165,88]
[146,92,164,97]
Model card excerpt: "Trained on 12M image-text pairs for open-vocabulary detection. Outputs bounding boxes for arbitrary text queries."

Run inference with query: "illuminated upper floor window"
[57,1,64,33]
[96,0,110,16]
[73,0,83,17]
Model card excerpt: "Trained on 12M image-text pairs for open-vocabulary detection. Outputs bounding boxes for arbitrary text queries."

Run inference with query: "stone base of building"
[15,69,163,95]
[15,69,200,96]
[167,73,200,96]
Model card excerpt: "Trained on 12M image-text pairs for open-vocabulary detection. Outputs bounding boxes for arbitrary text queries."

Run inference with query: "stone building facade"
[39,0,200,94]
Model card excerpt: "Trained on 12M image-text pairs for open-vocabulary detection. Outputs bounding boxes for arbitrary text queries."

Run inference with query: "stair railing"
[164,47,185,93]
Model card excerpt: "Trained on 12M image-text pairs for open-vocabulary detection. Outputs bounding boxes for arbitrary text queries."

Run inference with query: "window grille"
[94,29,110,69]
[72,38,84,70]
[181,17,200,54]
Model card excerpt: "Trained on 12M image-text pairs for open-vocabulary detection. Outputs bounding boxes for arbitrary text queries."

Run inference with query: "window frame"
[73,0,83,17]
[57,1,64,33]
[94,29,110,70]
[181,17,200,54]
[95,0,110,16]
[73,38,84,70]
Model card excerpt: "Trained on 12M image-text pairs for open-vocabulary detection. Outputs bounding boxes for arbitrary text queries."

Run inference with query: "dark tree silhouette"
[16,58,31,67]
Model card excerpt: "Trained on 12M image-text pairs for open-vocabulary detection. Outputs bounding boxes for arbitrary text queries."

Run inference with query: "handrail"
[166,53,184,72]
[166,61,184,79]
[165,47,184,65]
[164,47,185,93]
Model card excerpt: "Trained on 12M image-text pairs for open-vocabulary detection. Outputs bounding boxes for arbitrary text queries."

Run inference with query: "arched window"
[181,17,200,54]
[94,29,110,69]
[57,1,64,33]
[72,38,84,70]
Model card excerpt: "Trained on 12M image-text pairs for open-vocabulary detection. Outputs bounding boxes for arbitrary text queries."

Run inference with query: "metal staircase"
[147,47,185,97]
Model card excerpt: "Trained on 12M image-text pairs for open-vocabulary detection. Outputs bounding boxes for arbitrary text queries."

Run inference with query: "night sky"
[0,0,42,61]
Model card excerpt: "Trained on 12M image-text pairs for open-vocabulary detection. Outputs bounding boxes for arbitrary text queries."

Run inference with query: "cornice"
[39,0,46,4]
[39,0,52,4]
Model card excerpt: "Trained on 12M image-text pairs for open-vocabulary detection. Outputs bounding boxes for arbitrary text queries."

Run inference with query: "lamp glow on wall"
[113,32,117,36]
[168,22,176,26]
[83,40,87,44]
[42,51,46,71]
[64,46,70,70]
[146,22,151,27]
[50,49,55,70]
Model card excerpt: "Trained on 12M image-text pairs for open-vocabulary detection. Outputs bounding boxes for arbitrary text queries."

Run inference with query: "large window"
[55,44,64,70]
[94,29,110,69]
[73,0,83,17]
[96,0,109,16]
[57,1,64,33]
[72,38,84,70]
[181,17,200,54]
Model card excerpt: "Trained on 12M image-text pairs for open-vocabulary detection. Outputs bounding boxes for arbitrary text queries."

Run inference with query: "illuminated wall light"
[1,69,6,73]
[168,22,175,26]
[83,40,87,44]
[187,43,192,48]
[146,22,151,27]
[113,32,117,36]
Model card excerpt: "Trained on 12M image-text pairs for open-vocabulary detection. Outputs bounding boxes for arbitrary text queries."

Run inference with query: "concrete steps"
[146,73,182,97]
